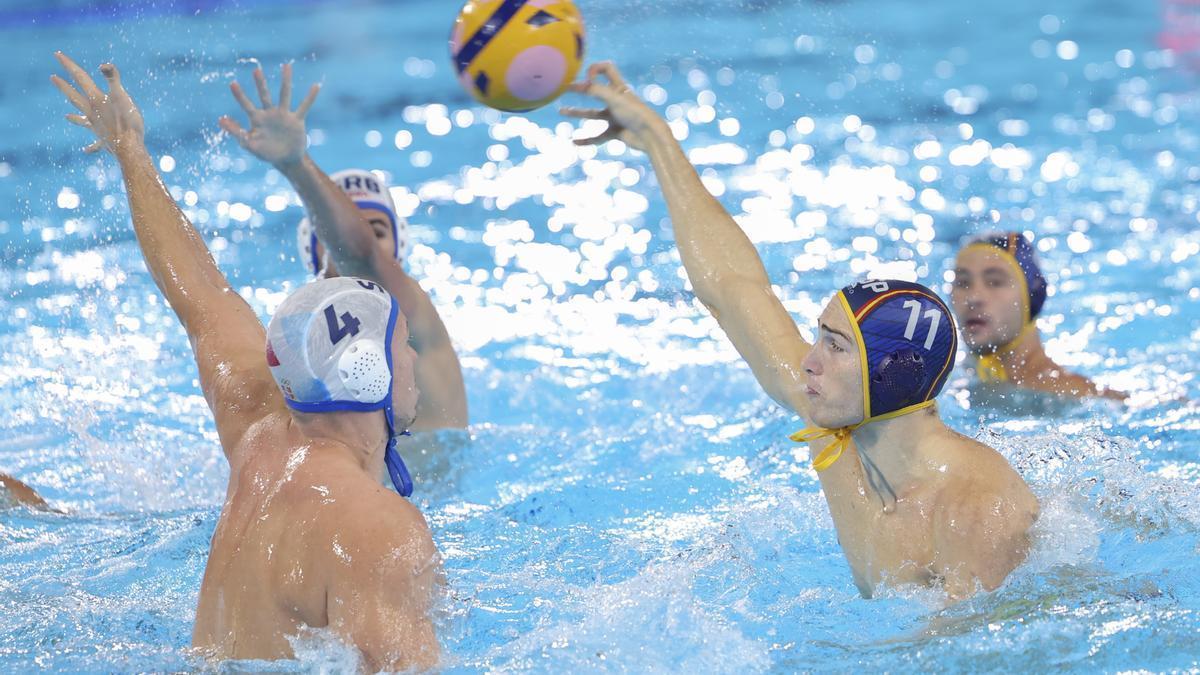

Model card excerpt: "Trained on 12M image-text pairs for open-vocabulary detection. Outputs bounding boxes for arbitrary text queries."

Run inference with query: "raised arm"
[221,65,467,430]
[562,63,812,414]
[53,53,280,457]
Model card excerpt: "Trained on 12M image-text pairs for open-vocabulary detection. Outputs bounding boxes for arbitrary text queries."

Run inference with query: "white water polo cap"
[265,277,414,496]
[297,169,410,276]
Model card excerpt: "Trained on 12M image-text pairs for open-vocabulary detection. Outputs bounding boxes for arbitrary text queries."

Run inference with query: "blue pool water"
[2,0,1199,671]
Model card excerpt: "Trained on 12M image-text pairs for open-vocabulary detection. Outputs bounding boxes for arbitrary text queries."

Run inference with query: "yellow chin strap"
[975,321,1037,383]
[789,400,936,471]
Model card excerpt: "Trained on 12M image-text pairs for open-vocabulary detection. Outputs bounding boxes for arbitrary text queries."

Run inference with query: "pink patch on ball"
[505,46,567,102]
[526,0,556,6]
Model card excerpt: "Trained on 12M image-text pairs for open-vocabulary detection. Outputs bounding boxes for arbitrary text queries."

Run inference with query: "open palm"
[220,63,319,168]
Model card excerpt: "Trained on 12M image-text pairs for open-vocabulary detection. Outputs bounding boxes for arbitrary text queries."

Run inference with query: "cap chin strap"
[976,321,1037,383]
[383,412,414,497]
[789,400,936,472]
[378,299,414,497]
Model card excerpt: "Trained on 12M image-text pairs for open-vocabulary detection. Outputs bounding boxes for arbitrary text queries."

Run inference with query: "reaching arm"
[222,65,467,429]
[53,53,280,458]
[562,63,811,415]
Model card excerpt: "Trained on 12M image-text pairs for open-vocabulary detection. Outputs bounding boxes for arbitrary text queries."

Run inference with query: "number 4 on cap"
[325,305,362,345]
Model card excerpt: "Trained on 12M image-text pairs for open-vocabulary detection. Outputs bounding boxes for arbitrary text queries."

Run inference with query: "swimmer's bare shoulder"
[291,445,441,672]
[928,432,1039,600]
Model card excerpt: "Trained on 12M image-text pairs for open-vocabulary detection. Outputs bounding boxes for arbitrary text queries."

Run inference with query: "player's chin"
[810,403,861,430]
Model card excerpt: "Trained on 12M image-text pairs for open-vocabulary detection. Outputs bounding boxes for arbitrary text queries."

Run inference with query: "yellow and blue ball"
[450,0,586,112]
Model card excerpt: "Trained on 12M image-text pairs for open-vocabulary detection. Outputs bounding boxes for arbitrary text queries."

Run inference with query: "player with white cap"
[220,64,467,432]
[53,52,440,669]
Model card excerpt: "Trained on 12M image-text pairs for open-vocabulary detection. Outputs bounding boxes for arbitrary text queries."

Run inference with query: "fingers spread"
[65,113,90,128]
[51,74,89,113]
[253,67,273,108]
[218,115,248,142]
[55,51,103,100]
[279,63,293,110]
[295,83,321,118]
[84,140,104,154]
[230,81,257,115]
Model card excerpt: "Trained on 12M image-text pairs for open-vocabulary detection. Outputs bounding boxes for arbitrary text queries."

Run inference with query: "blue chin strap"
[378,298,414,498]
[385,435,414,497]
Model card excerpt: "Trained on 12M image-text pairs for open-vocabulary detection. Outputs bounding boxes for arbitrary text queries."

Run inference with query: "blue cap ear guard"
[790,279,958,472]
[840,279,958,419]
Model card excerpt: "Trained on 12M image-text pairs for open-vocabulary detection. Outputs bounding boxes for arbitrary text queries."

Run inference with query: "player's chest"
[833,498,938,592]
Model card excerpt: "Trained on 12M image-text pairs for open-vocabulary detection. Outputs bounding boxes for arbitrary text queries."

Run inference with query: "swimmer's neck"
[850,406,947,495]
[290,410,388,477]
[994,324,1049,380]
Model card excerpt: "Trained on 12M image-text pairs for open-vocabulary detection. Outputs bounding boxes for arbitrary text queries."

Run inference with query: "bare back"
[193,413,440,669]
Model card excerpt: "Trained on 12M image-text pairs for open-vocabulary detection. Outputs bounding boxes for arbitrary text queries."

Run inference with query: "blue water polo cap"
[838,279,959,419]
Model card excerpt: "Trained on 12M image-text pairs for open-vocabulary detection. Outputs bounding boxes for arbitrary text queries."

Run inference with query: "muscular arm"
[118,146,281,452]
[221,66,467,430]
[642,131,812,414]
[54,54,279,459]
[564,63,812,415]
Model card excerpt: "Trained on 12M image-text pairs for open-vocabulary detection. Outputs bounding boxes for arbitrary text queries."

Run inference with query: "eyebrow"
[820,322,852,342]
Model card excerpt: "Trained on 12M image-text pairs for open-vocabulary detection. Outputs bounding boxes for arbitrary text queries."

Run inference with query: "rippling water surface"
[1,0,1198,671]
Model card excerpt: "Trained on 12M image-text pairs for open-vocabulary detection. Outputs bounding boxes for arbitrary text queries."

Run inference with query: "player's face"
[950,247,1026,353]
[358,207,396,262]
[389,314,420,431]
[800,300,866,428]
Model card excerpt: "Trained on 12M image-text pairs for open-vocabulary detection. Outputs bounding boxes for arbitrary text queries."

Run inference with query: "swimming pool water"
[1,0,1199,671]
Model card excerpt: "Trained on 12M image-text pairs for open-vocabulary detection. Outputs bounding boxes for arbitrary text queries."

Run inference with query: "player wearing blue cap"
[951,232,1123,400]
[0,473,48,510]
[220,64,468,431]
[563,62,1039,599]
[53,53,439,669]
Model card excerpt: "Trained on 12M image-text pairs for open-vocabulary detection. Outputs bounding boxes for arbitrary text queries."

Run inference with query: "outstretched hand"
[560,62,667,152]
[51,52,145,155]
[220,63,320,168]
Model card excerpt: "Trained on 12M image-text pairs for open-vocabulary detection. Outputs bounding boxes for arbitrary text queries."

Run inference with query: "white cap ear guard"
[337,340,390,403]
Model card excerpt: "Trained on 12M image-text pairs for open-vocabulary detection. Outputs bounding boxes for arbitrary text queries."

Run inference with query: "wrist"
[643,119,682,157]
[113,137,150,164]
[274,153,312,177]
